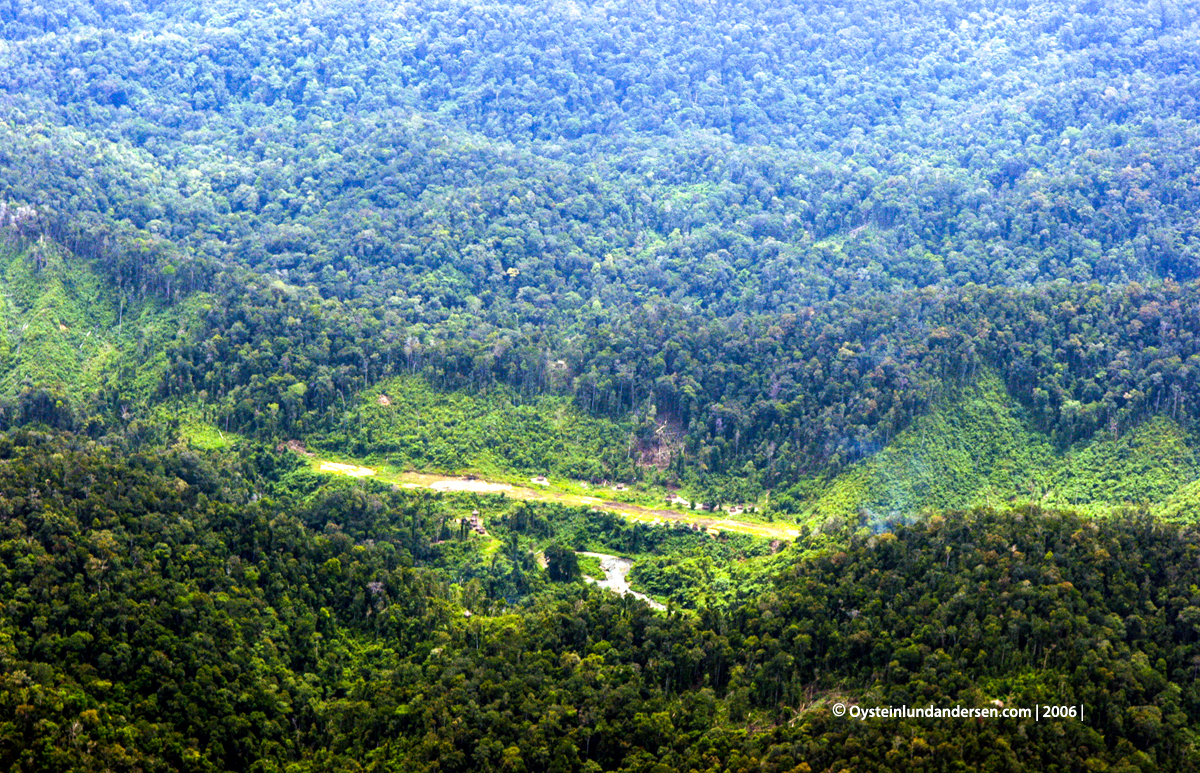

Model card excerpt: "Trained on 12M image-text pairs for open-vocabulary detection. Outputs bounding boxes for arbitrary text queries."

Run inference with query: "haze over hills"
[2,1,1200,771]
[1,0,1199,491]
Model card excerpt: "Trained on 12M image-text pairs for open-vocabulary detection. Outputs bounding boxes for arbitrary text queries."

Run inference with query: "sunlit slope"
[0,238,204,425]
[1054,416,1197,512]
[0,238,122,397]
[802,371,1200,524]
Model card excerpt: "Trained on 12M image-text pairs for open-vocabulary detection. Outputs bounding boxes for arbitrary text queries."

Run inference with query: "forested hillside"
[1,437,1199,772]
[1,1,1199,485]
[4,1,1200,769]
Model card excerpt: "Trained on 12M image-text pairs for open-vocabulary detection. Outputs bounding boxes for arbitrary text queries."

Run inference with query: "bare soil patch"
[279,439,315,456]
[428,478,513,493]
[633,416,685,469]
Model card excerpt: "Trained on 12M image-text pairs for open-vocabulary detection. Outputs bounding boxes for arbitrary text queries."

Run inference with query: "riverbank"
[578,551,666,611]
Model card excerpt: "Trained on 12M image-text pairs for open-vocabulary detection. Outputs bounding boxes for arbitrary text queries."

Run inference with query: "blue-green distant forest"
[3,1,1200,770]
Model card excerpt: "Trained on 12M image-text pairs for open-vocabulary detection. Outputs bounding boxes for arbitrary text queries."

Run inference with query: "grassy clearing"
[156,399,247,451]
[180,421,238,451]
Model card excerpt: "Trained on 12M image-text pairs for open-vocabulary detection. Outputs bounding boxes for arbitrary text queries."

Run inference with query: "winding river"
[578,551,666,611]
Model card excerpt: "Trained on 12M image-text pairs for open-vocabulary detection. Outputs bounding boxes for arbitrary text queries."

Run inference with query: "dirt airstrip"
[310,458,799,541]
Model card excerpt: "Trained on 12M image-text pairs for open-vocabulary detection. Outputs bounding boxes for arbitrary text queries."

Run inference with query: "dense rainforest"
[2,0,1200,770]
[2,436,1199,771]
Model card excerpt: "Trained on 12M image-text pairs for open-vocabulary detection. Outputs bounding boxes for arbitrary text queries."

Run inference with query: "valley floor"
[311,453,801,541]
